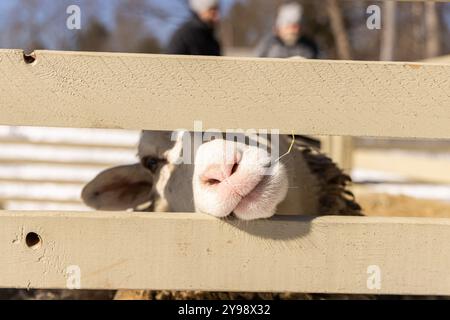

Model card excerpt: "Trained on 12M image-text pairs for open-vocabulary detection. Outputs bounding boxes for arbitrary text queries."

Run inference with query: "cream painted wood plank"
[0,159,116,168]
[0,139,136,151]
[354,149,450,184]
[1,211,450,295]
[0,197,82,205]
[1,49,449,139]
[0,177,86,185]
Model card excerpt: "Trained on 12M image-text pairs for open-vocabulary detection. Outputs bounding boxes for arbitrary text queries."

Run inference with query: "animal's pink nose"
[198,151,265,202]
[201,162,239,185]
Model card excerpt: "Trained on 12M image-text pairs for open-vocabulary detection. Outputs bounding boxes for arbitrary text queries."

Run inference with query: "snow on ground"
[352,169,450,203]
[351,168,409,183]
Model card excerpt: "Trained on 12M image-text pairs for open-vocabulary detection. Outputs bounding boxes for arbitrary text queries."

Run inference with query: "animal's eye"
[143,157,164,173]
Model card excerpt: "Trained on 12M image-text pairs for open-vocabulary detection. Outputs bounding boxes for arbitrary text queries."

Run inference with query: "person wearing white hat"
[166,0,221,56]
[255,2,319,59]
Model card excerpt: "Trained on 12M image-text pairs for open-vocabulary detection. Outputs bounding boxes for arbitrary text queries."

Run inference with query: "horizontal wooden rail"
[1,211,450,295]
[1,49,449,139]
[0,126,139,147]
[0,177,86,185]
[0,197,82,205]
[0,159,116,168]
[0,139,136,151]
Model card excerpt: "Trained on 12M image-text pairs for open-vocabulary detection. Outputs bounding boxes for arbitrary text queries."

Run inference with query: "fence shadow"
[223,215,315,240]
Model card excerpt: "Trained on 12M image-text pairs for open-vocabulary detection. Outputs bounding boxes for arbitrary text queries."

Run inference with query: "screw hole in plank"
[23,51,36,64]
[25,232,42,249]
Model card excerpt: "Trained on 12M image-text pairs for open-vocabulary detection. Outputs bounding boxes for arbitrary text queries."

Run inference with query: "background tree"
[425,1,441,58]
[0,0,448,60]
[326,0,352,59]
[75,19,111,51]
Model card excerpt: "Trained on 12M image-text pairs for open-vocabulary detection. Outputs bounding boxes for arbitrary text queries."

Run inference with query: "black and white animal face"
[83,130,320,220]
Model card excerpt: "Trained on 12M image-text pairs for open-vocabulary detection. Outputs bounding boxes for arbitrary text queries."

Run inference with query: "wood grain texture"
[2,210,450,295]
[1,49,449,139]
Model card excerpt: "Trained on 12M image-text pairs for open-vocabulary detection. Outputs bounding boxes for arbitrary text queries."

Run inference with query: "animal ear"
[81,164,154,211]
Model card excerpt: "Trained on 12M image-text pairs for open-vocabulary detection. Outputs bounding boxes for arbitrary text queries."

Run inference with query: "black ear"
[81,164,154,211]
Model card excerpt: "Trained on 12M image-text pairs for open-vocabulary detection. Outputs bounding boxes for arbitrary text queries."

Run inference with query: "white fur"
[192,139,288,219]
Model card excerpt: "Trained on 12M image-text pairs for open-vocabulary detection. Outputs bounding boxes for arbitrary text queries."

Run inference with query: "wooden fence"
[1,48,450,295]
[0,126,139,211]
[320,53,450,177]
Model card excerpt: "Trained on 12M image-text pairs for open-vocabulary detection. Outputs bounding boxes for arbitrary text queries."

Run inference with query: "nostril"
[201,160,239,186]
[231,163,239,175]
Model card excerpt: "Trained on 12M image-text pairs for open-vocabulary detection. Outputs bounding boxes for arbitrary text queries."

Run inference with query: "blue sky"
[0,0,238,46]
[93,0,238,42]
[0,0,449,51]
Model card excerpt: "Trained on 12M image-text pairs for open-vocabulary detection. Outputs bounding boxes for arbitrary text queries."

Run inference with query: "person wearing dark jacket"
[166,0,221,56]
[255,2,320,59]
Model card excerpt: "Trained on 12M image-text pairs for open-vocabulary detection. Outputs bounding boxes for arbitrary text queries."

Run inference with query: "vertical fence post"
[320,136,353,173]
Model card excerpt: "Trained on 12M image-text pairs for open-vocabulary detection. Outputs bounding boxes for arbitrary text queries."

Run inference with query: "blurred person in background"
[166,0,221,56]
[256,2,319,59]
